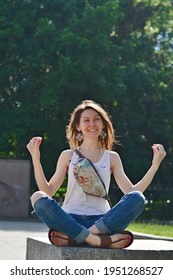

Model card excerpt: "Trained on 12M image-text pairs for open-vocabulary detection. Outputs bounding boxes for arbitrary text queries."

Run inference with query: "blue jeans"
[33,191,145,243]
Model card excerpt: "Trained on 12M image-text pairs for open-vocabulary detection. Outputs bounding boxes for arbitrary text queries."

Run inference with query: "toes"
[49,230,69,246]
[110,232,133,249]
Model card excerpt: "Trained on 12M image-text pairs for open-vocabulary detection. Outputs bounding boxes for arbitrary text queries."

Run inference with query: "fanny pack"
[73,149,112,207]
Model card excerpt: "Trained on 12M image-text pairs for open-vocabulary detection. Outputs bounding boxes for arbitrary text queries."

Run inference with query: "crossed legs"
[31,191,145,249]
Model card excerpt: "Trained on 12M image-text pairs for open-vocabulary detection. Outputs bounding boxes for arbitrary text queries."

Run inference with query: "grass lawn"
[127,222,173,237]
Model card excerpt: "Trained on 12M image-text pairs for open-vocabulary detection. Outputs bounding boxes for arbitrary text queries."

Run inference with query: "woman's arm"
[26,137,71,197]
[111,144,166,194]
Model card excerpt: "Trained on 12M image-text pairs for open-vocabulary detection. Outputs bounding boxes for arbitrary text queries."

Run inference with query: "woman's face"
[77,109,104,139]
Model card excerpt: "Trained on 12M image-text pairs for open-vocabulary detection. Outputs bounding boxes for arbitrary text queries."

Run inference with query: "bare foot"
[88,224,100,235]
[49,231,69,246]
[49,230,133,249]
[109,232,133,249]
[85,232,133,249]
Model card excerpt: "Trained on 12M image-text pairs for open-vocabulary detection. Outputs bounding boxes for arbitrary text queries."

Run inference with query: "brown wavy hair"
[66,100,116,150]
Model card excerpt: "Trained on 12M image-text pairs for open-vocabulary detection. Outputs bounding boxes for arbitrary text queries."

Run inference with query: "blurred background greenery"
[0,0,172,222]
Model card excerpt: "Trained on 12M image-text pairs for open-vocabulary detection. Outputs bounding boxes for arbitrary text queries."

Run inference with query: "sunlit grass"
[127,222,173,237]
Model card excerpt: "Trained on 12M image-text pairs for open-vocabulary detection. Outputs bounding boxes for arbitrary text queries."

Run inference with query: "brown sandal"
[48,228,83,247]
[99,230,133,249]
[99,234,112,248]
[48,229,133,249]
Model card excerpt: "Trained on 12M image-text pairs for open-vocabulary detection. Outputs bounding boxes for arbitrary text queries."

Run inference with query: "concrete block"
[26,237,173,260]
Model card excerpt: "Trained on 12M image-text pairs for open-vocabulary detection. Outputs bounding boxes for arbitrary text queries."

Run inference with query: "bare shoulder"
[61,149,73,157]
[58,149,73,167]
[110,151,122,170]
[110,150,121,160]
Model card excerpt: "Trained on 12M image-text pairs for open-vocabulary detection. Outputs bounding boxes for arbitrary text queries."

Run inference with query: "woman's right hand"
[26,137,42,160]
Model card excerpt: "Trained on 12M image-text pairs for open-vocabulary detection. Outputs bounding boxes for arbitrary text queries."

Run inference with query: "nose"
[89,120,95,126]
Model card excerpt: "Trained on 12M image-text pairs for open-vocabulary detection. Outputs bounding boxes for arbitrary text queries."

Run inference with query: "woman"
[27,100,166,249]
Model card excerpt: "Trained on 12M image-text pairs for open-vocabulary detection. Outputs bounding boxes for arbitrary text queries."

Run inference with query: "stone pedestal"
[0,159,30,218]
[26,237,173,260]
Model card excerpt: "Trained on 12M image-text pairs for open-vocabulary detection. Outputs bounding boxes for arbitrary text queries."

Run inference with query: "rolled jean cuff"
[95,219,110,234]
[73,226,90,243]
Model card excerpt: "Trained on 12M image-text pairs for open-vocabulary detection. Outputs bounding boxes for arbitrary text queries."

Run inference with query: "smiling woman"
[66,100,116,151]
[26,100,166,250]
[79,110,103,138]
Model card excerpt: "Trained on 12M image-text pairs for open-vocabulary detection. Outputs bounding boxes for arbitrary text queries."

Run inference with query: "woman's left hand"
[152,144,166,170]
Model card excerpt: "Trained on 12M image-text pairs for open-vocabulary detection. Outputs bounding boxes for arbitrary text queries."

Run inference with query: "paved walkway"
[0,219,173,260]
[0,219,49,260]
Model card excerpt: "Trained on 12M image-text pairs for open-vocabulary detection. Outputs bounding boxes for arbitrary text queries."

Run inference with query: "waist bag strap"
[74,149,112,207]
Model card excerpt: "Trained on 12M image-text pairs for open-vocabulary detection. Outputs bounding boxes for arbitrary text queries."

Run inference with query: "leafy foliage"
[0,0,172,193]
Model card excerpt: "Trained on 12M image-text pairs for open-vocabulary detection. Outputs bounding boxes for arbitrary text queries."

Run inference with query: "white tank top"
[61,149,111,215]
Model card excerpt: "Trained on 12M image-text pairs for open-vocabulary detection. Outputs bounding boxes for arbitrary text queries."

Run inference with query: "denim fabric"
[33,196,90,243]
[95,191,145,234]
[33,191,145,243]
[70,213,104,228]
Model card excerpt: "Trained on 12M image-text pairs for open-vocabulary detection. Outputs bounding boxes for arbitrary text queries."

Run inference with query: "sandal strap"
[99,234,112,248]
[48,228,55,243]
[68,237,80,246]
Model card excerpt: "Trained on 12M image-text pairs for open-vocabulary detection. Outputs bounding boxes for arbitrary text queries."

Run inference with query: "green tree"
[0,0,172,194]
[108,0,173,189]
